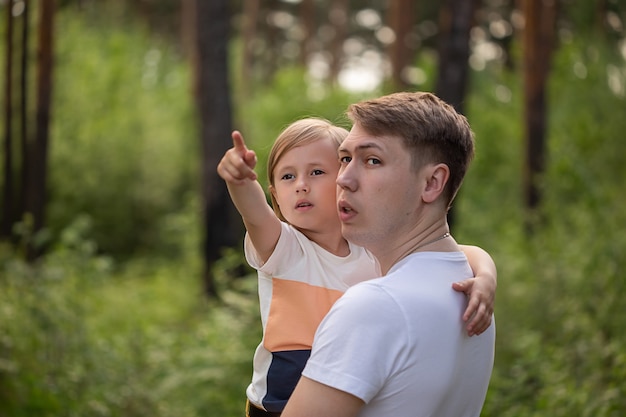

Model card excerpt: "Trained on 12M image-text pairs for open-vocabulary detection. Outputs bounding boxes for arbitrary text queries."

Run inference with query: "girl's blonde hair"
[267,118,348,222]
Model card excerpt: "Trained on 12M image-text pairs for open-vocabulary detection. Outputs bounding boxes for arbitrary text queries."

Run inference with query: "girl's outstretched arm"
[217,131,281,263]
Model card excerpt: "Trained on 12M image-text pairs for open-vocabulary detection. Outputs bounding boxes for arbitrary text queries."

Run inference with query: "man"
[282,92,496,417]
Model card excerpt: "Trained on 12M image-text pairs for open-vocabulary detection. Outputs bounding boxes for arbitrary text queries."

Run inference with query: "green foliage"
[48,9,196,257]
[455,37,626,416]
[0,231,261,417]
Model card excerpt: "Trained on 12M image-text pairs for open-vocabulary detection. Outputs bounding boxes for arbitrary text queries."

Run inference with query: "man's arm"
[282,376,364,417]
[455,245,497,336]
[217,131,281,262]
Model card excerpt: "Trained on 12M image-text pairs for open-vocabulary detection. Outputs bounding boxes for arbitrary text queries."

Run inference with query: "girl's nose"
[296,180,309,193]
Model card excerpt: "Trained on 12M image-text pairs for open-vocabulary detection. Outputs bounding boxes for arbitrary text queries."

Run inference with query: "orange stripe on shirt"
[264,278,344,352]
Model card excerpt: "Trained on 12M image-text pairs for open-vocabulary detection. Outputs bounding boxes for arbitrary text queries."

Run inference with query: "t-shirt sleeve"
[244,222,305,274]
[301,282,410,403]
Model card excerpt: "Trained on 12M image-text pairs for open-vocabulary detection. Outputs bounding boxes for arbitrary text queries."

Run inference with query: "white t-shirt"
[244,222,379,412]
[302,251,495,417]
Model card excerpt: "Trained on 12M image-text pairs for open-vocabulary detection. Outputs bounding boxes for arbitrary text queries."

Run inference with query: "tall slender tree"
[2,0,16,239]
[434,0,477,230]
[387,0,417,90]
[1,0,56,258]
[264,0,281,84]
[300,0,315,67]
[19,0,29,228]
[522,0,557,232]
[435,0,476,111]
[188,0,240,298]
[241,0,259,98]
[328,0,349,84]
[23,0,55,260]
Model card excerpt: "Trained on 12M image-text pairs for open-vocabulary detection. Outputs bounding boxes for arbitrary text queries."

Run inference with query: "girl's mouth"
[296,200,312,209]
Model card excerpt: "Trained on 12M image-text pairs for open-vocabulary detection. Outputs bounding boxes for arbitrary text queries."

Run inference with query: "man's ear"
[422,163,450,203]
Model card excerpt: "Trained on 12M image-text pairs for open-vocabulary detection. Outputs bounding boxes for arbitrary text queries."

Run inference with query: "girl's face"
[270,139,341,235]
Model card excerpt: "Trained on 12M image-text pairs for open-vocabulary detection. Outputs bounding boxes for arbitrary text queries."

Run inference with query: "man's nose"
[337,166,357,191]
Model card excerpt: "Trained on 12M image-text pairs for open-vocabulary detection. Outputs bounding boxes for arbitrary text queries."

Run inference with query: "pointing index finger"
[230,130,258,178]
[231,130,248,153]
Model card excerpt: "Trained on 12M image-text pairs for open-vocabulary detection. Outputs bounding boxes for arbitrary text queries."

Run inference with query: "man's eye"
[366,158,381,165]
[339,156,351,163]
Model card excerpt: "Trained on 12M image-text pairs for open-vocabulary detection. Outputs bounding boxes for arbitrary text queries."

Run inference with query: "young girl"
[217,118,496,417]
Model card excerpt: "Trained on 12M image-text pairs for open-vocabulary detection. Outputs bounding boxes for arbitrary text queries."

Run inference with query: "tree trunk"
[241,0,259,98]
[300,0,315,67]
[1,0,15,239]
[264,0,281,84]
[522,0,557,232]
[18,0,29,230]
[24,0,55,261]
[434,0,477,230]
[328,0,348,85]
[387,0,416,90]
[193,0,240,298]
[596,0,607,33]
[435,0,475,111]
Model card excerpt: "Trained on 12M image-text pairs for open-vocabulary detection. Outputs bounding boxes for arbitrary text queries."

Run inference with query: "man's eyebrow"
[338,142,383,153]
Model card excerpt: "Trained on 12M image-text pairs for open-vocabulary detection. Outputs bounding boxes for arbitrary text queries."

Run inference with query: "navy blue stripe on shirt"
[262,349,311,412]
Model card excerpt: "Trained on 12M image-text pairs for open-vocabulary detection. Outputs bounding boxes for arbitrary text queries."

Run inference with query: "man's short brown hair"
[347,92,475,208]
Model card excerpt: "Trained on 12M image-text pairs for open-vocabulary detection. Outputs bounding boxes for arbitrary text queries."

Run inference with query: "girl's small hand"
[452,277,495,336]
[217,131,258,184]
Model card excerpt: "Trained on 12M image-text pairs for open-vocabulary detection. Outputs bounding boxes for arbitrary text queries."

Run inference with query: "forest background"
[1,0,625,416]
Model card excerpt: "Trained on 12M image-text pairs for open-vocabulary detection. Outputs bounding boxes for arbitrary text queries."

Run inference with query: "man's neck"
[375,220,451,275]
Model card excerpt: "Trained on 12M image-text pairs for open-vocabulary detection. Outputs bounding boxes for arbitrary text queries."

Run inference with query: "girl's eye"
[281,173,295,180]
[366,158,381,165]
[311,169,324,176]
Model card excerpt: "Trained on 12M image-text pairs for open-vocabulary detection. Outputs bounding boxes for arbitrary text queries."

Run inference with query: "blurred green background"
[1,1,625,416]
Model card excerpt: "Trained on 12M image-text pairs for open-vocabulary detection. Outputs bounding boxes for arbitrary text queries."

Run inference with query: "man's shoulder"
[338,278,396,313]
